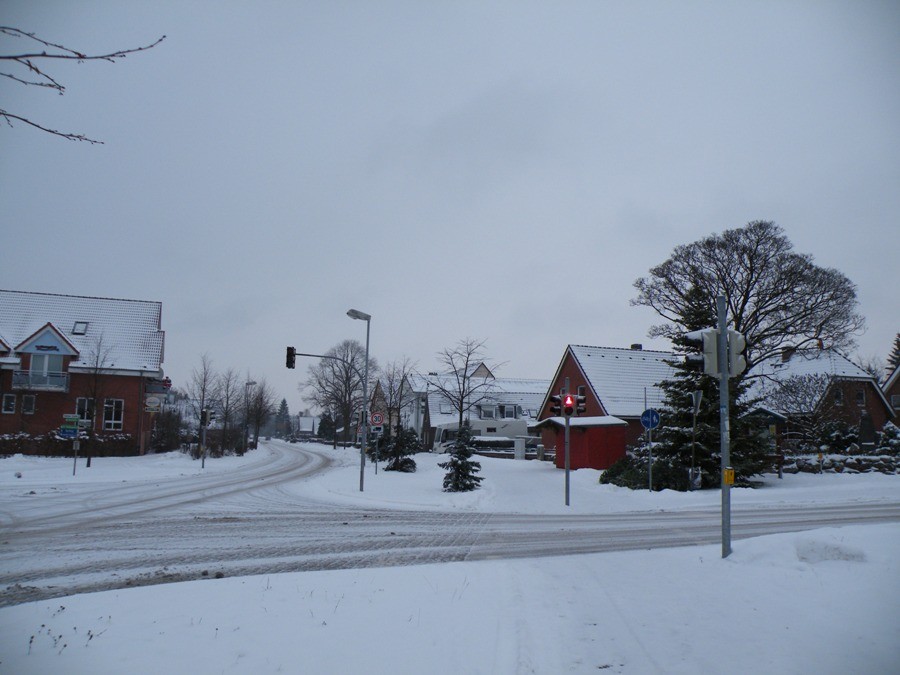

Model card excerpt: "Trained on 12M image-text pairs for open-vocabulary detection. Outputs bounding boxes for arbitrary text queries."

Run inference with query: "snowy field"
[0,444,898,674]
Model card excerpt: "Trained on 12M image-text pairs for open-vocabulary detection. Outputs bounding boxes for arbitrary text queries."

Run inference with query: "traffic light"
[549,395,562,416]
[575,395,586,415]
[727,329,747,377]
[563,394,575,416]
[200,409,208,426]
[683,329,719,376]
[286,346,296,369]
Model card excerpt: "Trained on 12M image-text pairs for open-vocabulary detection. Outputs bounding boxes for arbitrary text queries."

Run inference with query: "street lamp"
[243,380,256,455]
[347,308,371,492]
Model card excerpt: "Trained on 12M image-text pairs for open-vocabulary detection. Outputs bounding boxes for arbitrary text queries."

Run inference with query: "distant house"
[749,347,894,451]
[884,364,900,419]
[536,344,676,470]
[0,290,166,454]
[404,365,550,450]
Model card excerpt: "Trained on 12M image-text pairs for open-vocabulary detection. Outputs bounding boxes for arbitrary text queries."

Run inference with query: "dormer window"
[480,405,496,419]
[72,321,89,335]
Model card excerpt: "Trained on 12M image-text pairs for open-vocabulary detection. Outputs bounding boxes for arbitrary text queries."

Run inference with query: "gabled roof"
[747,348,893,416]
[884,364,900,395]
[0,290,164,373]
[557,345,676,418]
[408,373,551,427]
[14,322,80,356]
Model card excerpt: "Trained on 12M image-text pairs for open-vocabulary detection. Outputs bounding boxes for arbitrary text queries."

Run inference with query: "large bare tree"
[422,338,498,432]
[1,26,165,143]
[246,379,277,448]
[185,353,220,428]
[378,357,418,432]
[633,221,865,372]
[300,340,378,446]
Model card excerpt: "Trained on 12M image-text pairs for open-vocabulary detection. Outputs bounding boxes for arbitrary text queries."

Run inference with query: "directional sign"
[370,412,384,426]
[58,427,78,439]
[640,408,661,430]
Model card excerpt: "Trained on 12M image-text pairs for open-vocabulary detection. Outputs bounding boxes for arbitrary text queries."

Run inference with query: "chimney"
[630,343,643,351]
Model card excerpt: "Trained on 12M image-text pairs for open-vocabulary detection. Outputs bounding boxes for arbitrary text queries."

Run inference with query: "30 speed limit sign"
[370,412,384,425]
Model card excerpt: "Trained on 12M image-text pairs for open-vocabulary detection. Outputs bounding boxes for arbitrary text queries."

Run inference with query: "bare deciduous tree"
[1,26,165,143]
[300,340,378,446]
[185,353,219,427]
[379,357,418,432]
[247,379,277,447]
[633,221,865,373]
[422,338,497,431]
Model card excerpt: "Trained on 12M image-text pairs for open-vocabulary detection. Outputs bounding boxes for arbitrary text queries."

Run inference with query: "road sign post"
[640,408,661,491]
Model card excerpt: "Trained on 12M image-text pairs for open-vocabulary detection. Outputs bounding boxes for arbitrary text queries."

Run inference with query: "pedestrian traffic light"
[575,395,587,415]
[563,394,575,416]
[683,329,718,376]
[727,330,747,377]
[286,346,296,369]
[549,394,562,416]
[200,409,208,426]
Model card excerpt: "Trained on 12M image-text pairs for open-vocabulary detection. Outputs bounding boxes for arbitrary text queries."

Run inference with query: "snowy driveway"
[1,442,898,607]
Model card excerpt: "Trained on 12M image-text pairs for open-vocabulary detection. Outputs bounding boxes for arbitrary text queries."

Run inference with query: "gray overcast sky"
[2,1,898,415]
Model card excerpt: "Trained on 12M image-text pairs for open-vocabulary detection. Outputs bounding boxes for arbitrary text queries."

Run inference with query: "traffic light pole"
[717,294,732,558]
[564,377,571,507]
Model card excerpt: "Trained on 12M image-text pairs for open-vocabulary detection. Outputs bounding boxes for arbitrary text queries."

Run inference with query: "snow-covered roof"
[408,373,551,428]
[567,345,676,418]
[0,289,165,374]
[747,348,892,415]
[535,415,628,428]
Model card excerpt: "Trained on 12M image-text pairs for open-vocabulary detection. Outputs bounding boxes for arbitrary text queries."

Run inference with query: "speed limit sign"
[370,412,384,425]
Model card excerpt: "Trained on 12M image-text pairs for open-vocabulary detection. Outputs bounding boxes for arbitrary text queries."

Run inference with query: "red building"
[0,290,166,454]
[537,345,675,470]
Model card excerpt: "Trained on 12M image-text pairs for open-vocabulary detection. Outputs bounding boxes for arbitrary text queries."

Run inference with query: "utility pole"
[717,294,732,558]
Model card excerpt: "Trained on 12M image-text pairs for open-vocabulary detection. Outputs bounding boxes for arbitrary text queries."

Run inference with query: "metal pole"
[717,294,732,558]
[359,317,370,492]
[564,377,570,506]
[645,388,652,491]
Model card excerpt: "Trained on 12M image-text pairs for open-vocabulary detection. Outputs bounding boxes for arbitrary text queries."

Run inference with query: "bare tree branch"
[0,27,165,143]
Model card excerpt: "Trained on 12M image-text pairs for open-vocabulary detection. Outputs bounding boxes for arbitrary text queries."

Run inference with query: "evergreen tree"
[888,333,900,371]
[439,421,483,492]
[380,425,422,472]
[317,413,335,441]
[275,398,290,437]
[604,285,770,490]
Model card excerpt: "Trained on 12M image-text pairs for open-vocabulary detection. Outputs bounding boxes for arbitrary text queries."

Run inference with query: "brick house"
[0,290,166,454]
[884,364,900,419]
[749,347,895,451]
[536,345,676,470]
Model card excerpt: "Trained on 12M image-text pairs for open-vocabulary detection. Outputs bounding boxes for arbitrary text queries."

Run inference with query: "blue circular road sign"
[640,408,661,430]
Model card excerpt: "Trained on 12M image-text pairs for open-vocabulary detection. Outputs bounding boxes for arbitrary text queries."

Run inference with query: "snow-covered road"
[2,442,898,607]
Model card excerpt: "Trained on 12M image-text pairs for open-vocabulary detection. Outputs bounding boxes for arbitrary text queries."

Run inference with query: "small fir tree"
[317,413,335,441]
[380,426,422,472]
[439,421,483,492]
[888,333,900,371]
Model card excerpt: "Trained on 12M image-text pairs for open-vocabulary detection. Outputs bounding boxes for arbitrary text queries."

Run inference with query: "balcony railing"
[12,370,70,392]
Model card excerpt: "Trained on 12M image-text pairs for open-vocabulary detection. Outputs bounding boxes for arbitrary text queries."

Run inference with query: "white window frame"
[500,405,516,419]
[30,353,64,374]
[2,394,15,414]
[77,397,95,426]
[855,388,866,407]
[104,398,124,431]
[834,388,844,406]
[480,405,496,419]
[22,395,35,415]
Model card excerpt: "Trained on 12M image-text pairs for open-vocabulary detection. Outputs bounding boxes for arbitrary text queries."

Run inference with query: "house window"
[439,404,452,415]
[855,389,866,406]
[834,389,844,406]
[500,405,517,419]
[577,385,586,397]
[31,353,64,374]
[2,394,14,414]
[22,395,35,415]
[104,398,124,430]
[77,397,95,424]
[72,321,89,335]
[480,405,496,419]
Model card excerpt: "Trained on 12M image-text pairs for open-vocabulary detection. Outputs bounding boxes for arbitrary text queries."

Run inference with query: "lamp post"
[347,308,371,492]
[243,380,256,455]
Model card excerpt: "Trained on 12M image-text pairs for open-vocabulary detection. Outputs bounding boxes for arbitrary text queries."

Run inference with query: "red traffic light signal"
[563,394,575,416]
